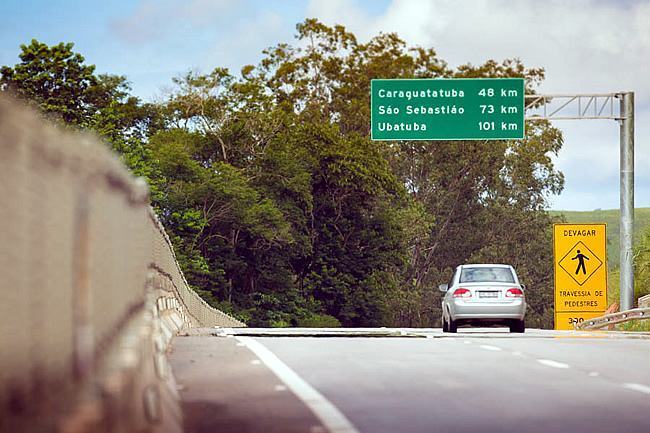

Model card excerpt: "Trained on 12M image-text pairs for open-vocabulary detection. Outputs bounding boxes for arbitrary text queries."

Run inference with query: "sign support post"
[619,92,634,311]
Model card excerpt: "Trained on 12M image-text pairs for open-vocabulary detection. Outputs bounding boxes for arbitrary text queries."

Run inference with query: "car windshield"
[459,267,515,283]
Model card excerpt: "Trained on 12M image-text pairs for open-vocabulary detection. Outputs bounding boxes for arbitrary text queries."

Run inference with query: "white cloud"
[310,0,650,95]
[209,10,289,75]
[307,0,375,32]
[107,0,297,101]
[307,0,650,210]
[110,0,238,44]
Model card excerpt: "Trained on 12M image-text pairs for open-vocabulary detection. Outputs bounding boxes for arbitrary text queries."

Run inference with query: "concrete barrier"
[0,96,244,433]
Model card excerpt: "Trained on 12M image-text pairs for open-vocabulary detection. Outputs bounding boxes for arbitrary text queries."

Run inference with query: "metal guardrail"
[576,307,650,330]
[638,294,650,308]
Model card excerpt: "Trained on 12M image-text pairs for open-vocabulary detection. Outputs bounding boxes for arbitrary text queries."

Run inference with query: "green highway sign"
[370,78,525,141]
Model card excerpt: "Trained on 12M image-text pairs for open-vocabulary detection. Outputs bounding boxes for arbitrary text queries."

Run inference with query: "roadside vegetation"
[1,20,566,328]
[617,320,650,332]
[608,225,650,331]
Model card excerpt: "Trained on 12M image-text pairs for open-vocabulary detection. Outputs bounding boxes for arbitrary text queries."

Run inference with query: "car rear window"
[459,267,515,283]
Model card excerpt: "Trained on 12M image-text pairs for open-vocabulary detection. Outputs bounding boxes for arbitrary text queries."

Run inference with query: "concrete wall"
[0,96,243,433]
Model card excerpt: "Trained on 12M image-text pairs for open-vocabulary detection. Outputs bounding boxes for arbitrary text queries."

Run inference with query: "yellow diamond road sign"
[553,224,607,330]
[557,241,604,286]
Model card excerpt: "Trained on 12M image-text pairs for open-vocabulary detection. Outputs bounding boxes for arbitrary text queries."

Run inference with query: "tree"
[152,66,413,326]
[3,23,566,328]
[1,40,97,124]
[0,39,160,147]
[239,19,564,327]
[1,39,164,200]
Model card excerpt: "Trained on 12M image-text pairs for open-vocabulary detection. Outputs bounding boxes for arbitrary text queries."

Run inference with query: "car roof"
[459,264,512,268]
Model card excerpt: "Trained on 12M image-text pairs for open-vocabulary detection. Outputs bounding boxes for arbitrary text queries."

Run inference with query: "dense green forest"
[1,20,569,328]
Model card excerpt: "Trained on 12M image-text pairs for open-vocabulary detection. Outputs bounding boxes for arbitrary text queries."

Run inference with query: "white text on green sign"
[370,78,525,141]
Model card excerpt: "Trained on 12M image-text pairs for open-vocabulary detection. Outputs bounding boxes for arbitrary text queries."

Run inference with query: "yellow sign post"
[553,224,607,330]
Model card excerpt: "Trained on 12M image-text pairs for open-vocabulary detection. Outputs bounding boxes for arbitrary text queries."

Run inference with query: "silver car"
[439,264,526,333]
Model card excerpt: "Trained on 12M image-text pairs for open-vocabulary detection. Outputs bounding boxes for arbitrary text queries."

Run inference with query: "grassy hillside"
[550,208,650,269]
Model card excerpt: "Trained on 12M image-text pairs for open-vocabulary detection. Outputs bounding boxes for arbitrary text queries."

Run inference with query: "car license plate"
[478,291,498,298]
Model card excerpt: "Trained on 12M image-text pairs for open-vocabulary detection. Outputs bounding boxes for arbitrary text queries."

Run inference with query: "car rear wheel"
[449,318,458,333]
[442,315,449,333]
[509,319,525,333]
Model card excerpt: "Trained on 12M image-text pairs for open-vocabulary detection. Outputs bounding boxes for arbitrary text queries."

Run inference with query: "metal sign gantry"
[525,92,635,310]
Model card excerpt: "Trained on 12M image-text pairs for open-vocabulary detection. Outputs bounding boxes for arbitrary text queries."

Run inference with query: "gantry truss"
[523,90,636,312]
[524,93,627,121]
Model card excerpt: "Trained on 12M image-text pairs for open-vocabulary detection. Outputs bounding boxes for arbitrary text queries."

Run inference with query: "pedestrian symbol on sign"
[572,250,589,275]
[558,241,603,286]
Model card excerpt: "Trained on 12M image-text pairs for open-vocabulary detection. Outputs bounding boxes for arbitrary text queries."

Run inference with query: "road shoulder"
[169,335,324,433]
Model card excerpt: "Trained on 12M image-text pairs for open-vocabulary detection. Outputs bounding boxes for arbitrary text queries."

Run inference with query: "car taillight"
[453,288,472,298]
[506,288,524,298]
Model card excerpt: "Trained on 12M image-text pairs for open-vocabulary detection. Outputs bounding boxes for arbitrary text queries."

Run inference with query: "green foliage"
[3,22,568,328]
[297,313,342,328]
[616,320,650,332]
[634,225,650,300]
[609,223,650,309]
[248,19,563,328]
[0,40,163,197]
[1,40,97,124]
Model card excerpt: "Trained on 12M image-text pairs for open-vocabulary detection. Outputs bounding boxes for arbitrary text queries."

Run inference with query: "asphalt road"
[170,328,650,433]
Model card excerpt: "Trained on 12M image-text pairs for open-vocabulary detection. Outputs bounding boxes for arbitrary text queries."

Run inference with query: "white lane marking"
[537,359,570,369]
[274,384,287,392]
[250,359,261,365]
[237,337,360,433]
[588,371,600,377]
[623,383,650,394]
[511,351,523,357]
[479,345,502,351]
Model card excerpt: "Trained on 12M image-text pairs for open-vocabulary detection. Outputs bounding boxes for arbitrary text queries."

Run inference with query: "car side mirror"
[438,284,449,292]
[520,284,526,291]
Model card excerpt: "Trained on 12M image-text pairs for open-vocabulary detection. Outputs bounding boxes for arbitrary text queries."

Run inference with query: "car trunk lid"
[457,282,522,303]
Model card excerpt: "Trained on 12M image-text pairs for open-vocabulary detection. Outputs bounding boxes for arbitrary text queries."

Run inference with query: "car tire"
[449,318,458,333]
[442,315,449,333]
[509,319,525,333]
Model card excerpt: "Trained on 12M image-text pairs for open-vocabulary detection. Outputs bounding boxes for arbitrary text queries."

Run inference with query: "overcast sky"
[2,0,648,211]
